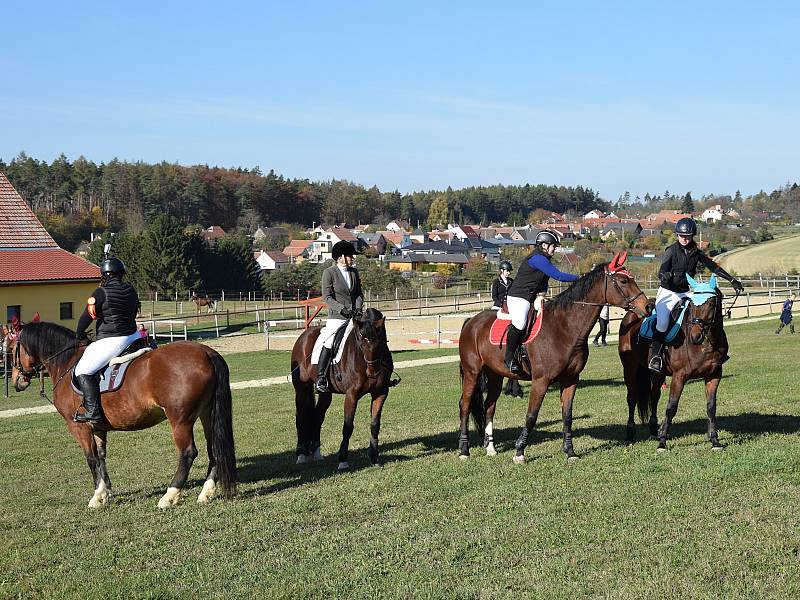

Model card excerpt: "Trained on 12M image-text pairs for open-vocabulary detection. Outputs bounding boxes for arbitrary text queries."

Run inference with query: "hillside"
[717,234,800,275]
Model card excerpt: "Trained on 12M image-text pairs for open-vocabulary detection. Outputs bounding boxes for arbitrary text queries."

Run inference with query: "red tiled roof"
[327,227,357,242]
[283,239,312,253]
[0,172,59,249]
[203,226,226,241]
[0,248,100,283]
[264,251,289,263]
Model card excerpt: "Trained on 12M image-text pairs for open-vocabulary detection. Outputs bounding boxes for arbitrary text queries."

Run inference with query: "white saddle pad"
[311,320,354,365]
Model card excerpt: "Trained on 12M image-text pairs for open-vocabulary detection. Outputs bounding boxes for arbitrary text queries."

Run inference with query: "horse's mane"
[548,263,607,311]
[359,307,386,340]
[19,322,77,370]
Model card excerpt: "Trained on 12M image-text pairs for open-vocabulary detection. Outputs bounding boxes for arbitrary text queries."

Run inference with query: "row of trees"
[2,153,609,249]
[87,216,263,294]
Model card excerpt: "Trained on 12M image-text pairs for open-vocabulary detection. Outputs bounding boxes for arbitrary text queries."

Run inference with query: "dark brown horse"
[619,274,729,451]
[458,253,651,463]
[5,321,236,508]
[291,308,395,470]
[191,293,218,313]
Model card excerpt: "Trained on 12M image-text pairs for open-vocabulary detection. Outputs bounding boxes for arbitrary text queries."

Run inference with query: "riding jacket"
[507,248,579,301]
[491,275,513,308]
[658,242,735,293]
[322,264,364,320]
[76,278,140,340]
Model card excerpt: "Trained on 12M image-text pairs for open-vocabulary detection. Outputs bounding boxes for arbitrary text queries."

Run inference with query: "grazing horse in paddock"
[458,253,652,463]
[5,321,236,508]
[619,274,729,451]
[291,308,395,470]
[191,293,218,314]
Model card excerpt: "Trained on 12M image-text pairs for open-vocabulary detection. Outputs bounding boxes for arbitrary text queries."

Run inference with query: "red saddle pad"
[489,308,545,347]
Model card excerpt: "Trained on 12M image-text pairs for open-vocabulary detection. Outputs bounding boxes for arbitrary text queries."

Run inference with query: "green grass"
[1,322,799,598]
[718,233,800,275]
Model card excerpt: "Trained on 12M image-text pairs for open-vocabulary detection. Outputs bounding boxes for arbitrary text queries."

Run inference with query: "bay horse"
[458,253,652,463]
[291,308,395,470]
[191,293,218,313]
[5,321,236,508]
[619,274,729,451]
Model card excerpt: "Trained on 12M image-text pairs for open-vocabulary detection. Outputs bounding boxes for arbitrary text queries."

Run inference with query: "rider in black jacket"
[649,218,743,372]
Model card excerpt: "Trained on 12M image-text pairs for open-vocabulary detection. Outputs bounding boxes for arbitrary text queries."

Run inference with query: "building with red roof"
[0,172,100,325]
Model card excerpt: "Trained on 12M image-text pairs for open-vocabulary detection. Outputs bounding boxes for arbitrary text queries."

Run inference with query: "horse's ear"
[11,316,21,333]
[32,312,40,322]
[375,318,385,328]
[608,252,621,271]
[686,273,699,290]
[709,274,717,290]
[618,250,628,266]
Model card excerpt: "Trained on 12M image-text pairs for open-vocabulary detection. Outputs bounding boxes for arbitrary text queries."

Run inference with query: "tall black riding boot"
[775,323,784,335]
[315,347,333,393]
[647,330,665,373]
[74,374,103,424]
[504,325,525,373]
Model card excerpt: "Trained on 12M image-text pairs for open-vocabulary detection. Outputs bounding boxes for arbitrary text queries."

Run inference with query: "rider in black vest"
[73,257,141,424]
[503,231,579,372]
[491,261,514,310]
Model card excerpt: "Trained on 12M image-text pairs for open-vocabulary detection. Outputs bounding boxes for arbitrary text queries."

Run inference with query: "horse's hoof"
[656,446,668,454]
[711,444,725,452]
[312,447,324,461]
[87,496,108,509]
[157,487,181,509]
[197,480,216,503]
[512,454,525,464]
[485,445,497,457]
[296,454,308,465]
[567,454,580,462]
[337,461,349,471]
[459,454,470,461]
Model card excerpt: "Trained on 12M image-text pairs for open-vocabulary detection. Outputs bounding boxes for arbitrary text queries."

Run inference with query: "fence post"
[264,321,270,350]
[768,290,773,313]
[437,314,441,349]
[214,314,220,337]
[256,309,261,332]
[169,320,174,341]
[746,293,751,318]
[183,322,187,341]
[226,309,230,329]
[151,319,156,342]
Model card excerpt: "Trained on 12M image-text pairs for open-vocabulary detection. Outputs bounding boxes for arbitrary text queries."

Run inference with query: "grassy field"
[718,234,800,276]
[1,321,799,598]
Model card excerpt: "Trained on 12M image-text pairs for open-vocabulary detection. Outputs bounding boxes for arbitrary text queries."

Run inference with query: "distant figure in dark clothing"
[491,261,514,311]
[776,293,795,335]
[593,304,610,346]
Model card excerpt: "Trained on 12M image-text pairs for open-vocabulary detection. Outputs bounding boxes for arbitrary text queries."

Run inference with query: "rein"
[12,332,83,400]
[572,270,646,312]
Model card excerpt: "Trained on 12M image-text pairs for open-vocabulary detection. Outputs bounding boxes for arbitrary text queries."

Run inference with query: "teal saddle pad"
[638,300,690,343]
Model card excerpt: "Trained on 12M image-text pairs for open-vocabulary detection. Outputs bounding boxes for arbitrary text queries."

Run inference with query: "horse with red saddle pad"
[457,252,652,463]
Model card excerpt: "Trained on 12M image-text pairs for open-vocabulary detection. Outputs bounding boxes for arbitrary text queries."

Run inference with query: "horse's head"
[354,308,387,379]
[687,274,720,344]
[4,324,38,392]
[604,251,651,318]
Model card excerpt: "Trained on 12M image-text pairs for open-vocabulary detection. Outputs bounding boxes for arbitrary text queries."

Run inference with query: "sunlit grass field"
[1,321,799,598]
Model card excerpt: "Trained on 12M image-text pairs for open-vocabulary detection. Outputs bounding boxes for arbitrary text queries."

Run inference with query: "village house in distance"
[0,172,100,325]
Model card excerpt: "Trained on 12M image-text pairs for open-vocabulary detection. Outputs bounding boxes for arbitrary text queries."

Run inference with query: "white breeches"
[655,287,692,333]
[74,331,142,376]
[319,318,348,349]
[506,295,543,330]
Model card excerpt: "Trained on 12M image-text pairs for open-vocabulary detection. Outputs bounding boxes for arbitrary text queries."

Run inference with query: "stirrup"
[315,378,329,393]
[647,356,663,373]
[73,410,102,425]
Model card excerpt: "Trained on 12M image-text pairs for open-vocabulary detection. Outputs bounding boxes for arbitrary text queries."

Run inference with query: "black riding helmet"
[331,240,357,261]
[499,260,513,272]
[534,230,560,246]
[675,218,697,236]
[100,257,126,276]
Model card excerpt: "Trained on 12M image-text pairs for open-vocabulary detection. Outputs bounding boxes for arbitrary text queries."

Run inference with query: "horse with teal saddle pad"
[618,273,730,451]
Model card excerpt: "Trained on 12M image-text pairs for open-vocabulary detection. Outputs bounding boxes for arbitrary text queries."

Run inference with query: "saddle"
[638,299,691,344]
[71,338,152,396]
[311,321,354,369]
[490,305,545,347]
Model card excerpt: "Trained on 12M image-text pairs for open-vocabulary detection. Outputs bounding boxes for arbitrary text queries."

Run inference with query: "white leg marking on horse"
[312,447,323,461]
[337,461,349,471]
[88,479,110,509]
[157,486,181,509]
[485,422,497,456]
[197,479,216,503]
[512,454,526,464]
[296,454,308,465]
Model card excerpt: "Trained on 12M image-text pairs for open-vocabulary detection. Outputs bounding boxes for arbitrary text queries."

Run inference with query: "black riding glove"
[340,307,353,319]
[658,271,672,287]
[731,279,744,293]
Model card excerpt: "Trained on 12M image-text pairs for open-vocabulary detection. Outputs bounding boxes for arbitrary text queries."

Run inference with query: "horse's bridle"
[575,269,647,315]
[8,330,81,392]
[688,291,720,344]
[352,320,385,379]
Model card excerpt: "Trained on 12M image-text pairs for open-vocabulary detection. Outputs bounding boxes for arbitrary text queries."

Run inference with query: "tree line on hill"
[2,152,608,250]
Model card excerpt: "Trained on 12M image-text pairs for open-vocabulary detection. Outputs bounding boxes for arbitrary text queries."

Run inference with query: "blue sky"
[2,1,799,201]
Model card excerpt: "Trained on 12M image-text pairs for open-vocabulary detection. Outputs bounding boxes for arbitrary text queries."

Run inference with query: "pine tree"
[139,215,200,294]
[681,192,695,214]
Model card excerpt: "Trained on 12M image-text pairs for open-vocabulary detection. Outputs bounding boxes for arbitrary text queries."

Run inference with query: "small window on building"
[6,305,21,324]
[60,302,74,320]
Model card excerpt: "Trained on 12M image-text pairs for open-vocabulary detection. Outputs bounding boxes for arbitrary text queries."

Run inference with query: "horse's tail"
[459,316,486,434]
[635,364,651,423]
[209,352,238,497]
